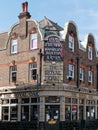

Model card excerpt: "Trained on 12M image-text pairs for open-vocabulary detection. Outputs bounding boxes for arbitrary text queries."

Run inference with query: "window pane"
[65,105,71,120]
[31,98,37,103]
[30,63,37,80]
[2,99,9,104]
[88,46,92,60]
[80,68,84,81]
[69,35,74,51]
[10,99,18,104]
[72,105,77,120]
[11,39,17,53]
[2,107,9,121]
[31,69,37,80]
[21,98,29,103]
[10,66,17,82]
[30,33,37,49]
[69,64,74,78]
[65,98,71,103]
[72,98,77,104]
[21,106,29,121]
[10,106,18,121]
[88,71,92,83]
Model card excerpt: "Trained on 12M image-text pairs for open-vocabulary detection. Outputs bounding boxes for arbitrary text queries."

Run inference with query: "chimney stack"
[18,1,31,19]
[18,2,31,39]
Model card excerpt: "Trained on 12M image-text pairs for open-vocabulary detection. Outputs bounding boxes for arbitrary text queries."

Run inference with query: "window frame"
[88,71,93,83]
[29,62,37,81]
[69,35,74,52]
[68,64,74,79]
[79,67,84,81]
[11,39,18,54]
[30,33,38,50]
[88,46,92,60]
[10,66,17,83]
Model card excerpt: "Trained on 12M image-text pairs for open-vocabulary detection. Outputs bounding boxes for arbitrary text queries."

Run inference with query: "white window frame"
[79,68,84,81]
[30,33,37,50]
[68,64,74,79]
[88,46,92,60]
[88,71,92,83]
[11,39,18,54]
[69,35,74,52]
[29,62,37,80]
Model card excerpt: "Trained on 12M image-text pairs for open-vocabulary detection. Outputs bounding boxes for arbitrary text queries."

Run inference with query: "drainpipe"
[96,64,98,91]
[76,57,80,88]
[38,49,43,85]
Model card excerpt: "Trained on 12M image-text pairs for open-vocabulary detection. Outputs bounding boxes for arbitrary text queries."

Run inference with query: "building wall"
[63,22,97,90]
[0,19,42,87]
[0,2,98,124]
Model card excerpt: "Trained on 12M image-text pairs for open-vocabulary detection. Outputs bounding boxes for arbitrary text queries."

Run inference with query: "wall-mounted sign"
[44,62,63,82]
[44,36,63,61]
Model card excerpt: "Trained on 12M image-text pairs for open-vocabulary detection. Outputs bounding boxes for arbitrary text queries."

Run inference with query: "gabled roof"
[39,16,63,31]
[0,31,9,50]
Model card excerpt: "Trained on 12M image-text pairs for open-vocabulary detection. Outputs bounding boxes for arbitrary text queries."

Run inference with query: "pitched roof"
[0,31,8,50]
[39,16,63,31]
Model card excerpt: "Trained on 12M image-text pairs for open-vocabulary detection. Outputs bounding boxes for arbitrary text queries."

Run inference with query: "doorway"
[45,105,60,130]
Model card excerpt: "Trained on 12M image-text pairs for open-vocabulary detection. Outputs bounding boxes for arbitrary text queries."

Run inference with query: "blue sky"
[0,0,98,49]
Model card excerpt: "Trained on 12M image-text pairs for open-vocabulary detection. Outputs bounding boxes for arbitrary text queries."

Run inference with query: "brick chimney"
[18,1,31,19]
[18,2,31,39]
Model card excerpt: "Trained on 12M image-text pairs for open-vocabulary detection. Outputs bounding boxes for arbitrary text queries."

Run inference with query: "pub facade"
[0,1,98,130]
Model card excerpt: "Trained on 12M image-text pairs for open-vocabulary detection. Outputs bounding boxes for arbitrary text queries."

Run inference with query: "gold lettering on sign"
[44,63,63,82]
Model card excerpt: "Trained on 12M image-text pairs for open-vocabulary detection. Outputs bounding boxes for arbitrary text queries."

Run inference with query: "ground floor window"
[0,96,97,122]
[10,106,18,121]
[86,106,95,120]
[65,105,71,120]
[21,106,29,121]
[79,106,83,120]
[72,105,77,120]
[65,105,77,120]
[30,105,37,120]
[2,107,9,121]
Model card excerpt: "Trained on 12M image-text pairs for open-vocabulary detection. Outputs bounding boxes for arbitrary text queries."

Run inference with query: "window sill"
[29,80,37,83]
[10,82,16,85]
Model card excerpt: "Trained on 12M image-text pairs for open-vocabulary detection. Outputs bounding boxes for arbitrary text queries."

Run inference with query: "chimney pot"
[22,2,28,13]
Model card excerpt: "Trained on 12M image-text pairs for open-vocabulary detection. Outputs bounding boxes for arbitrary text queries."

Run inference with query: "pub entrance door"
[45,105,60,130]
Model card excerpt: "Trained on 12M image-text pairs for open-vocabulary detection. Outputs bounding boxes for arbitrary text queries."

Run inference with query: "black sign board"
[44,36,63,61]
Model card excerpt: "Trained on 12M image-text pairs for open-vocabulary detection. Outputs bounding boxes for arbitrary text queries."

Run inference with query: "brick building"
[0,1,98,130]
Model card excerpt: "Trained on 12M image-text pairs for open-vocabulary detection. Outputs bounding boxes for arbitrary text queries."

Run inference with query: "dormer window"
[30,33,37,50]
[11,39,18,54]
[88,46,92,60]
[69,35,74,52]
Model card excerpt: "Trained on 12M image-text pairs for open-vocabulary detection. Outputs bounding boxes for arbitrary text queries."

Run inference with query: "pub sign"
[44,36,63,61]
